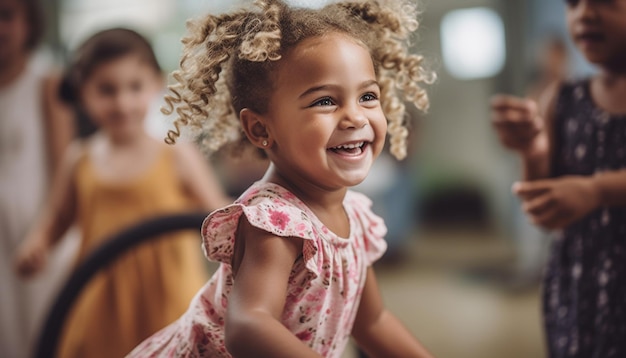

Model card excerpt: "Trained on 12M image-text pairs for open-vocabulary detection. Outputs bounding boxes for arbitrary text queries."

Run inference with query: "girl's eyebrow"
[298,80,380,99]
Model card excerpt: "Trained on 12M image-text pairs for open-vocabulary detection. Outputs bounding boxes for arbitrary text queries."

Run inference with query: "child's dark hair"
[60,28,161,105]
[163,0,434,160]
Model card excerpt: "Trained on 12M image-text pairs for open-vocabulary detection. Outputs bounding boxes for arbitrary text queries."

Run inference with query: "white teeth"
[333,142,364,150]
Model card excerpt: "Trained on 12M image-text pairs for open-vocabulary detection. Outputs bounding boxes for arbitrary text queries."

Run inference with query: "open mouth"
[576,33,604,43]
[328,141,367,155]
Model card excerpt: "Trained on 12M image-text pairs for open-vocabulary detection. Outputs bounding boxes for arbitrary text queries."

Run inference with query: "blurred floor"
[343,227,547,358]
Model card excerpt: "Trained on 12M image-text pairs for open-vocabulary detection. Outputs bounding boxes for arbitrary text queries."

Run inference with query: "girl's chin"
[343,171,372,187]
[108,127,145,141]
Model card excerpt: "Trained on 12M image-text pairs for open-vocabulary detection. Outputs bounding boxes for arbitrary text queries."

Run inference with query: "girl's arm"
[352,267,434,358]
[14,141,81,278]
[522,82,558,181]
[514,169,626,230]
[593,169,626,207]
[42,73,75,176]
[224,219,321,358]
[174,142,232,212]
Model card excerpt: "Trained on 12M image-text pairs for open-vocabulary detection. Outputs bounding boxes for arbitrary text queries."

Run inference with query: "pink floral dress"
[127,182,387,358]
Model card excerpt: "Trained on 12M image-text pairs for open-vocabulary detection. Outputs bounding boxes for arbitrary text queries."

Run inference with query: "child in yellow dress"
[14,28,231,358]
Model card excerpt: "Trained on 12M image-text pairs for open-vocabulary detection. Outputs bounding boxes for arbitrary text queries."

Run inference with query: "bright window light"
[440,7,506,80]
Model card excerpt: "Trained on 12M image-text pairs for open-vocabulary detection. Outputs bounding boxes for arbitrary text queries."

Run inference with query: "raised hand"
[490,95,545,155]
[513,176,601,230]
[14,234,49,278]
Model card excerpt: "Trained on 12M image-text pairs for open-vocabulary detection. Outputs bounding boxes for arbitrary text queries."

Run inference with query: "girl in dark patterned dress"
[490,0,626,357]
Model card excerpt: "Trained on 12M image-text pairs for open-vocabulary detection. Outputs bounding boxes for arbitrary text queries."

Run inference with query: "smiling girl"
[128,0,435,357]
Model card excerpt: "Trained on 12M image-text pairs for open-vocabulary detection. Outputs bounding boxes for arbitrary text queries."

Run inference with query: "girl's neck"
[89,131,162,185]
[590,71,626,115]
[98,130,153,150]
[0,52,28,88]
[597,70,626,84]
[597,58,626,78]
[263,164,347,208]
[262,164,350,235]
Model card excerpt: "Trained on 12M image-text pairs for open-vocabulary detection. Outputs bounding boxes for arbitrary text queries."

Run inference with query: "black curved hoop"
[34,212,207,358]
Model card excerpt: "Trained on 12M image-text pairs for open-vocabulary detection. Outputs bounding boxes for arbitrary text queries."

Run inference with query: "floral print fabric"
[126,182,387,357]
[544,79,626,358]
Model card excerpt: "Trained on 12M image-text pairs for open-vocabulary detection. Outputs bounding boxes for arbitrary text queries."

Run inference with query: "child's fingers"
[492,109,540,128]
[512,181,552,200]
[15,249,43,278]
[15,258,31,277]
[522,193,554,216]
[16,254,33,275]
[529,209,568,230]
[492,120,541,140]
[491,95,537,116]
[491,97,542,143]
[490,94,529,110]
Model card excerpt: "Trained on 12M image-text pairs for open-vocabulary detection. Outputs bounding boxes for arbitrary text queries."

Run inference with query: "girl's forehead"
[86,55,156,80]
[271,33,376,88]
[294,34,369,63]
[281,33,369,65]
[88,53,153,71]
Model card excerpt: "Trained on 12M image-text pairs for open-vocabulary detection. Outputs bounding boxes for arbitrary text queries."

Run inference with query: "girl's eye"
[98,83,115,96]
[310,97,335,107]
[360,92,379,102]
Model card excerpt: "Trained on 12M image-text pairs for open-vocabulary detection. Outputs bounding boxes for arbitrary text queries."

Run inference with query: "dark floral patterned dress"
[543,79,626,358]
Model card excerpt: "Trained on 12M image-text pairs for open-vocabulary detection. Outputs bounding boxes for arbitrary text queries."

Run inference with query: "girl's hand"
[513,176,601,230]
[14,235,49,278]
[490,95,544,155]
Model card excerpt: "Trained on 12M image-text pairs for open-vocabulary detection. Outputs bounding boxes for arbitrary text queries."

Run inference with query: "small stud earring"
[262,140,268,147]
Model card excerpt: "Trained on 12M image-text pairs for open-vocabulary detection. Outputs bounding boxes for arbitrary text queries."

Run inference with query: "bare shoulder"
[236,215,303,271]
[171,141,205,164]
[51,138,89,184]
[172,141,217,177]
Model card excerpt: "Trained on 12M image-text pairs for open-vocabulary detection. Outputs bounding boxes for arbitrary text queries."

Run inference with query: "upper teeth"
[334,142,364,149]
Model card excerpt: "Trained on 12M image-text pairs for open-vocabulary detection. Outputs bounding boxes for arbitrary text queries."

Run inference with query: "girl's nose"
[339,104,368,129]
[576,0,599,21]
[113,92,133,112]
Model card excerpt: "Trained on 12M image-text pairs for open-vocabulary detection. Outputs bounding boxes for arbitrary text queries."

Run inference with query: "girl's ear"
[240,108,271,149]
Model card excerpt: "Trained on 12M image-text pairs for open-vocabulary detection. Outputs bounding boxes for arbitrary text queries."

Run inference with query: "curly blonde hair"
[163,0,434,160]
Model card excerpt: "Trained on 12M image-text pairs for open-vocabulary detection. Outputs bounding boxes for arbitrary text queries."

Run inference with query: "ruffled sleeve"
[201,184,322,277]
[346,190,388,266]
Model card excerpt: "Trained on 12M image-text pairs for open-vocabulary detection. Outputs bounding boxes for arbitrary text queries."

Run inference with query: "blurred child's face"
[81,55,161,141]
[262,32,386,190]
[565,0,626,68]
[0,0,28,65]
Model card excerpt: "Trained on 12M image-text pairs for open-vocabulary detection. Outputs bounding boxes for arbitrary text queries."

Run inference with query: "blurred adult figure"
[0,0,77,357]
